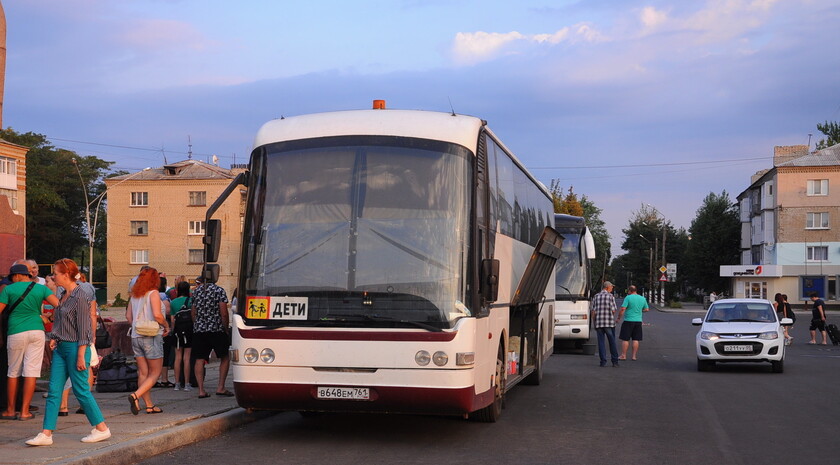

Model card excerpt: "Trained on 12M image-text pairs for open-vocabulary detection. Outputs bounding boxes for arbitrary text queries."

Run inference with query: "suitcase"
[96,365,139,393]
[826,323,840,346]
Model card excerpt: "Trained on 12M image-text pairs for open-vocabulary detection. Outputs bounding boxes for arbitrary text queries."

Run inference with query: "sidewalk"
[0,361,273,465]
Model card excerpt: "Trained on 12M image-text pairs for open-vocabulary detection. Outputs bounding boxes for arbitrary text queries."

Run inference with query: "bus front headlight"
[415,350,431,366]
[244,348,259,363]
[433,351,449,366]
[260,348,276,363]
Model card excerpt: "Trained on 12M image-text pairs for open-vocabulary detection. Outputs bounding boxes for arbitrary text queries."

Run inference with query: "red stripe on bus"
[238,329,457,342]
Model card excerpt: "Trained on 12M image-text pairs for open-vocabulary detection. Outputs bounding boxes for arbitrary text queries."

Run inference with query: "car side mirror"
[779,318,793,326]
[691,318,703,326]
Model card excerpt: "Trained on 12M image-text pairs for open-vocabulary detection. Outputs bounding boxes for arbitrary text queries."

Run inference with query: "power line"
[529,155,770,170]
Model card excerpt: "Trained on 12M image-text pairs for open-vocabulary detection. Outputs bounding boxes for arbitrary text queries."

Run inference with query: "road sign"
[659,274,667,282]
[659,266,667,273]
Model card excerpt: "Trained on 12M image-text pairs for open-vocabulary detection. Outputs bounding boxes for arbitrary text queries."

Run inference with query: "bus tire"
[523,330,543,386]
[471,343,506,422]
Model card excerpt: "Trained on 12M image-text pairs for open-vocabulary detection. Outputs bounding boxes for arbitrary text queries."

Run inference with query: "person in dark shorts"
[170,281,193,391]
[190,277,233,398]
[808,292,828,345]
[617,285,649,361]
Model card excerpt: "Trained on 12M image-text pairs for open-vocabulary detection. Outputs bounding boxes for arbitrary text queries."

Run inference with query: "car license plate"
[723,344,752,352]
[316,387,370,400]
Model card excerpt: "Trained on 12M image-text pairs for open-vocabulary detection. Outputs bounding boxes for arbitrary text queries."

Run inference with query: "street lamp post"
[72,160,150,283]
[647,204,667,305]
[639,234,653,302]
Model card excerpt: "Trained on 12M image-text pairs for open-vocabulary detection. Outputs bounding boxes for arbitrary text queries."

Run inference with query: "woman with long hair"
[170,280,193,391]
[25,259,110,446]
[126,267,169,415]
[782,294,795,344]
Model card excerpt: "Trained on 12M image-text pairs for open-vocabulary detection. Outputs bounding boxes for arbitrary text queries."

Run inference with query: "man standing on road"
[808,292,828,345]
[590,281,620,367]
[617,285,649,361]
[191,276,234,398]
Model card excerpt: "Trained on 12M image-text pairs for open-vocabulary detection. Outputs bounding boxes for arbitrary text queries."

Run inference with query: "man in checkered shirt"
[590,281,619,367]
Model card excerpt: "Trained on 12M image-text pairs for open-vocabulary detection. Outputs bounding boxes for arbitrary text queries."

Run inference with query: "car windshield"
[705,303,776,323]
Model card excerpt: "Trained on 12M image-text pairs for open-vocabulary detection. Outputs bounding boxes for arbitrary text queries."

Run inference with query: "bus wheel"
[471,343,506,422]
[523,331,543,386]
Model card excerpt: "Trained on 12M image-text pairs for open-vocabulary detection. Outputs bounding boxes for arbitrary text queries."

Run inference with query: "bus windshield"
[243,136,472,329]
[554,227,588,299]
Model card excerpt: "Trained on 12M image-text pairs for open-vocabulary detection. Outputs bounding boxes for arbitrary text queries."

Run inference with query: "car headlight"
[758,331,779,340]
[700,331,720,341]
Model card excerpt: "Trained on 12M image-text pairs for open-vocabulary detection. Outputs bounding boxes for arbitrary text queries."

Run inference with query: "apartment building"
[106,159,246,303]
[721,144,840,307]
[0,139,28,268]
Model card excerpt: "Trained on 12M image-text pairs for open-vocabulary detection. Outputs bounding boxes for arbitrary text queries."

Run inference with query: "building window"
[807,246,829,262]
[130,249,149,264]
[829,276,837,301]
[130,221,148,235]
[131,192,149,206]
[188,249,204,264]
[0,189,17,211]
[189,191,207,206]
[744,281,767,299]
[188,220,205,235]
[806,212,829,229]
[807,179,829,196]
[0,157,16,190]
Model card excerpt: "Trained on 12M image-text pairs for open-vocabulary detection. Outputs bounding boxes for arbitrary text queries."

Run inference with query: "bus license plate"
[723,345,751,352]
[316,387,370,400]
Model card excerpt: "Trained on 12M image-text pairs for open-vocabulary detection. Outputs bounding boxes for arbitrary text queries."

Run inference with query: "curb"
[52,408,276,465]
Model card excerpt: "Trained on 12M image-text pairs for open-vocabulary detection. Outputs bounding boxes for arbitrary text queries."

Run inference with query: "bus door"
[507,226,563,385]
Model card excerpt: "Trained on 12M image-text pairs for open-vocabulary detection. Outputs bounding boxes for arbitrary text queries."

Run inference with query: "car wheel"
[697,359,714,372]
[771,359,784,373]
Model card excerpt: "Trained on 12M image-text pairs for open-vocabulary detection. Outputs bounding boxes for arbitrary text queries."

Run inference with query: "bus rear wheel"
[471,343,505,422]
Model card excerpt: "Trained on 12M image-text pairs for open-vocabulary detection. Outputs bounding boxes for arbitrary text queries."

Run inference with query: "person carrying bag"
[125,268,169,415]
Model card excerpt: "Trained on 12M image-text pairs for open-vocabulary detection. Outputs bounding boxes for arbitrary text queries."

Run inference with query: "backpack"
[174,297,193,326]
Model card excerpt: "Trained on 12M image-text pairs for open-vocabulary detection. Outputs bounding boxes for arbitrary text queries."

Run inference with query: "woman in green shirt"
[0,264,59,420]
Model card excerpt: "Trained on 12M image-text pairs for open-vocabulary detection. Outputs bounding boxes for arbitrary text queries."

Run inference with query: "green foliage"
[549,181,584,217]
[112,293,128,307]
[816,121,840,149]
[684,191,740,292]
[668,300,683,308]
[0,128,114,273]
[612,204,688,301]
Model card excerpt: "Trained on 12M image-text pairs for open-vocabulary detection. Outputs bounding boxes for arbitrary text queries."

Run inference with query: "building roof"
[107,159,239,182]
[776,143,840,167]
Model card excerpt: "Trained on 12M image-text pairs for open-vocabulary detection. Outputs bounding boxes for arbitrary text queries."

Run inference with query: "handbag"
[133,291,161,337]
[1,282,37,349]
[95,316,112,349]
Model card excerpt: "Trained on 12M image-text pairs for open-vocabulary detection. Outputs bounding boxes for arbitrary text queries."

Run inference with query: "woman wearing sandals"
[126,267,170,415]
[25,259,110,446]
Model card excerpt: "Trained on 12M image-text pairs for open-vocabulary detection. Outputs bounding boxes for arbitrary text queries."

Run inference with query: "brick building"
[105,160,245,302]
[722,144,840,307]
[0,140,27,269]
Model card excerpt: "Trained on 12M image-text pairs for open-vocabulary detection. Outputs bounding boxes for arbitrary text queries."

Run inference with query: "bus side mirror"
[202,264,220,284]
[481,259,500,303]
[203,219,222,263]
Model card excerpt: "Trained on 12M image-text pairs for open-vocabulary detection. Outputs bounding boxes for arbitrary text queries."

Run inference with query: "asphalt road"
[141,309,840,465]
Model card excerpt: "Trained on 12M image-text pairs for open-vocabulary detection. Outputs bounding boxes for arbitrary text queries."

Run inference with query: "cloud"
[117,19,216,52]
[451,24,606,65]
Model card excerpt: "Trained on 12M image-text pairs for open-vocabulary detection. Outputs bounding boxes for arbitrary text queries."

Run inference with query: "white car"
[692,298,793,373]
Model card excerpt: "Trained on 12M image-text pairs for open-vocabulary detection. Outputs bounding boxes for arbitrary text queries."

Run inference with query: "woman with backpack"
[170,280,193,391]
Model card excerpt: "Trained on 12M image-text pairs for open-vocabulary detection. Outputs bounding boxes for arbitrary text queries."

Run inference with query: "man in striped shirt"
[590,281,619,367]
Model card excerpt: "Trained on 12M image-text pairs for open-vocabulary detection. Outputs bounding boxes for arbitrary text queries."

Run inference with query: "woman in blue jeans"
[25,259,110,446]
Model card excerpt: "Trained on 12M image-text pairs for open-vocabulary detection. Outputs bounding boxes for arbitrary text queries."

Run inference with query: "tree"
[816,121,840,149]
[549,181,584,216]
[613,204,687,301]
[684,191,740,293]
[0,128,114,274]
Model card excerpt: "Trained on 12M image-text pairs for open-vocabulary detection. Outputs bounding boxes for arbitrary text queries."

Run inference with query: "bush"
[668,300,683,309]
[112,293,128,307]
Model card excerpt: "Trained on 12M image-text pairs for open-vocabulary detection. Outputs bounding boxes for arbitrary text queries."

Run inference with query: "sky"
[4,0,840,259]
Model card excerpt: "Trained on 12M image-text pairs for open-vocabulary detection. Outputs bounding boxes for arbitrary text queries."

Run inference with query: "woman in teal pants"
[25,259,111,446]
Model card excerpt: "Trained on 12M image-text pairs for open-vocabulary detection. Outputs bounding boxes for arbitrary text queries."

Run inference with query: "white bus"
[553,214,596,349]
[202,101,561,421]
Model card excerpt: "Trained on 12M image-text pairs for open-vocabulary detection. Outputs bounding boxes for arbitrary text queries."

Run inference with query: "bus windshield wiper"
[330,313,442,332]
